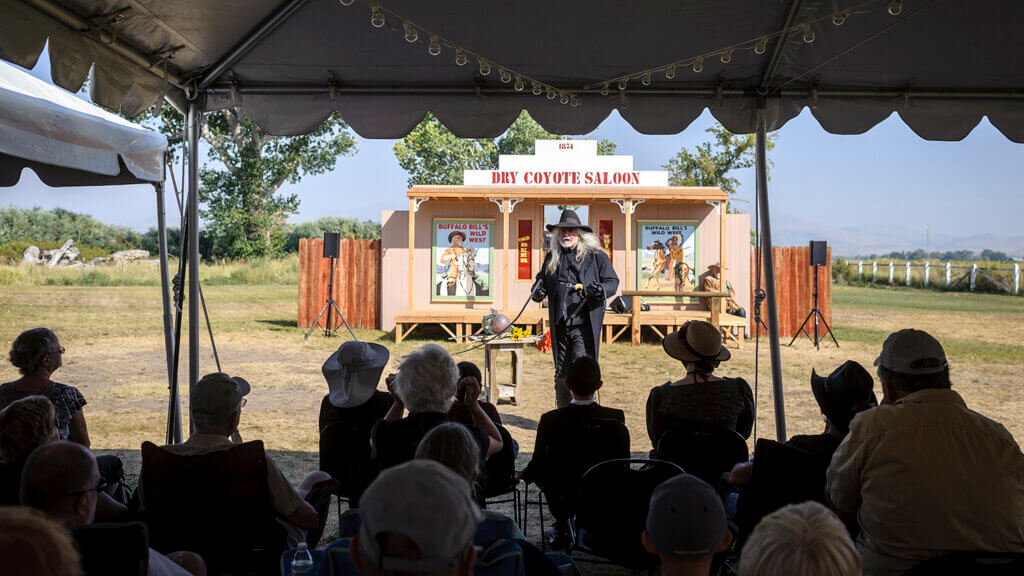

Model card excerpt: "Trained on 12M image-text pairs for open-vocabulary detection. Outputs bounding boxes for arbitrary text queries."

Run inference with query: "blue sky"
[2,50,1021,258]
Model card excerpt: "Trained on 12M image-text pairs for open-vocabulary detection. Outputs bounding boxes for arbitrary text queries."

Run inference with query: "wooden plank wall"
[298,238,381,329]
[750,246,832,338]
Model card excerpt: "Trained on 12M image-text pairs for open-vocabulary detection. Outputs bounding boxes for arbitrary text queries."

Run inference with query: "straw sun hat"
[662,321,731,363]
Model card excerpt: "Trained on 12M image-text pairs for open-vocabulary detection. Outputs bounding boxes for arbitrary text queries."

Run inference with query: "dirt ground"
[1,283,1021,569]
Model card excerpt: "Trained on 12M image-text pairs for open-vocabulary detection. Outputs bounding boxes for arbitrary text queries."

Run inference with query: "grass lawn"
[1,282,1021,558]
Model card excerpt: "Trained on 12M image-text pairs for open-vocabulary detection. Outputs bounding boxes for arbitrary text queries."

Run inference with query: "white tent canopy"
[0,60,166,186]
[3,0,1021,440]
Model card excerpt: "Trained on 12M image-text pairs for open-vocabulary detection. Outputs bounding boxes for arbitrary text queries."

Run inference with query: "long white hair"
[546,230,604,275]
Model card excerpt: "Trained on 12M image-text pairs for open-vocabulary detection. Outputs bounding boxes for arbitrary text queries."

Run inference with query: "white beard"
[558,237,577,249]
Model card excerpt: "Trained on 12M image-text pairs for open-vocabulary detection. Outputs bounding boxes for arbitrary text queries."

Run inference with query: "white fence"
[856,261,1021,294]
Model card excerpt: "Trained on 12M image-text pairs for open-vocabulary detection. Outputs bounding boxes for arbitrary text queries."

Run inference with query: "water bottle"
[291,542,313,574]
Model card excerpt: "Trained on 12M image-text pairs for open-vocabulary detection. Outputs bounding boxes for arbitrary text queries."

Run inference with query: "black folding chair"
[570,458,684,571]
[520,417,630,551]
[71,521,149,576]
[655,420,749,487]
[479,424,522,525]
[319,420,375,518]
[905,552,1024,575]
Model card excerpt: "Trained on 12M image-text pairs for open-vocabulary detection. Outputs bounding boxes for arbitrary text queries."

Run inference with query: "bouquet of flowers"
[535,330,552,353]
[510,326,533,341]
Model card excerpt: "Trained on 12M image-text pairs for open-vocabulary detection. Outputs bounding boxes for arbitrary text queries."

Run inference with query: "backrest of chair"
[139,440,285,562]
[320,421,374,498]
[481,424,517,497]
[905,552,1024,575]
[323,537,524,576]
[71,521,149,576]
[573,458,683,570]
[656,420,749,485]
[336,508,518,549]
[545,417,630,490]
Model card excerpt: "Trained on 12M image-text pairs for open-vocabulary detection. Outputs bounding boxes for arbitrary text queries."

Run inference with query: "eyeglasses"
[45,346,65,357]
[70,479,108,496]
[238,398,247,410]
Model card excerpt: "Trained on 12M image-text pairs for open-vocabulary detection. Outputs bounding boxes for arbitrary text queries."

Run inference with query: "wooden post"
[858,261,863,279]
[924,262,931,287]
[625,200,633,290]
[970,264,978,291]
[872,261,878,282]
[888,261,894,284]
[905,262,912,286]
[502,198,510,312]
[408,197,415,309]
[945,262,952,287]
[719,201,727,316]
[1014,263,1020,295]
[631,295,641,345]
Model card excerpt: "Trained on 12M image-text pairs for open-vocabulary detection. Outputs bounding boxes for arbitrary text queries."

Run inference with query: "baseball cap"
[874,329,948,375]
[358,460,483,573]
[191,373,250,419]
[646,474,727,557]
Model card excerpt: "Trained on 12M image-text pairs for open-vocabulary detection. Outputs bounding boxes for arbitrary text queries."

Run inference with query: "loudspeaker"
[809,241,828,267]
[610,295,632,314]
[323,232,340,258]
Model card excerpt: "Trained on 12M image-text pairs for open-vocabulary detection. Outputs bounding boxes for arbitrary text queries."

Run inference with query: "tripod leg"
[305,301,332,340]
[817,310,840,348]
[788,310,814,346]
[330,299,359,340]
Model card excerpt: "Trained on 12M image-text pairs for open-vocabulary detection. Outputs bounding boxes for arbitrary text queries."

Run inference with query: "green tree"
[393,113,496,187]
[130,106,357,259]
[394,111,618,186]
[663,123,776,211]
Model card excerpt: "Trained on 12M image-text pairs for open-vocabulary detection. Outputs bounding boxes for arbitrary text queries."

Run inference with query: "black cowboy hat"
[448,230,467,243]
[810,360,878,434]
[545,209,592,233]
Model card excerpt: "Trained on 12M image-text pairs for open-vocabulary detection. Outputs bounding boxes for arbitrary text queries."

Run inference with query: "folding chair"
[520,417,630,551]
[480,424,522,525]
[319,420,374,518]
[71,521,149,576]
[655,420,749,487]
[139,440,286,575]
[570,458,684,571]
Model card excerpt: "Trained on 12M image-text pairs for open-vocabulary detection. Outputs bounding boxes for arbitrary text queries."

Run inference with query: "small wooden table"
[482,336,539,404]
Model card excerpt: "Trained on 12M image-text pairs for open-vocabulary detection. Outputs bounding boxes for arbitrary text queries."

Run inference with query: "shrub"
[285,216,381,252]
[0,206,144,252]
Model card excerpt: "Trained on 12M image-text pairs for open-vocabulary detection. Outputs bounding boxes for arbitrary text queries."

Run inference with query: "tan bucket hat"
[662,321,731,363]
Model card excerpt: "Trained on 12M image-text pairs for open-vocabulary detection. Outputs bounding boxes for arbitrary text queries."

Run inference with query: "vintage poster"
[432,219,493,302]
[598,219,613,259]
[636,221,698,300]
[517,219,532,281]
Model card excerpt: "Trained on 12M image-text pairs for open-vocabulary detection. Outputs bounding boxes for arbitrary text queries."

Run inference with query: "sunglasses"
[70,479,108,496]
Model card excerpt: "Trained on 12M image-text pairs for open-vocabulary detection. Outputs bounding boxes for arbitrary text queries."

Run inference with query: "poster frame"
[430,217,495,303]
[635,219,700,303]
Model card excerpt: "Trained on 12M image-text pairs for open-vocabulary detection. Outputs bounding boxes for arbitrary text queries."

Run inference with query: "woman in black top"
[647,321,754,450]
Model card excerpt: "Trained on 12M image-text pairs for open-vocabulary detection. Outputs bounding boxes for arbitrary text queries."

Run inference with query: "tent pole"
[756,103,787,441]
[156,180,181,444]
[186,101,201,438]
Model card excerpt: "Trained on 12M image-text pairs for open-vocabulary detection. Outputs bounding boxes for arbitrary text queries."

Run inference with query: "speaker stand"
[304,256,358,340]
[788,265,838,350]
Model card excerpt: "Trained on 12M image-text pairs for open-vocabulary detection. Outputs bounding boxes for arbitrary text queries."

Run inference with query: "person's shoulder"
[598,405,626,422]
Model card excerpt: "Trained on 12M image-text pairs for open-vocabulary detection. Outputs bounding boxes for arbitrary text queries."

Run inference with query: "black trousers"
[553,322,594,408]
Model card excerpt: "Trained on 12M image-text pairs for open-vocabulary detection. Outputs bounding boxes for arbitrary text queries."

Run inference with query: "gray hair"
[394,344,458,413]
[8,328,60,375]
[545,230,604,275]
[415,422,481,484]
[739,502,860,576]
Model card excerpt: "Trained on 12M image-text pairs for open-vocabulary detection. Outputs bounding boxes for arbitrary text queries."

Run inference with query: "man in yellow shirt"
[440,231,467,292]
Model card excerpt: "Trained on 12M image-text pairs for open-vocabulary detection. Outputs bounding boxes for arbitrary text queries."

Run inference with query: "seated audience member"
[701,263,746,318]
[519,355,626,545]
[447,361,502,425]
[21,441,206,576]
[647,321,754,449]
[351,460,482,576]
[0,396,58,505]
[729,360,877,486]
[642,474,733,576]
[156,373,335,547]
[827,329,1024,575]
[371,344,502,472]
[0,506,82,575]
[738,502,859,576]
[319,341,394,503]
[1,328,126,499]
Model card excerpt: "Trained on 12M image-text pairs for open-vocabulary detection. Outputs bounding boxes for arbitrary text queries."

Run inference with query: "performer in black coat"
[533,209,619,407]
